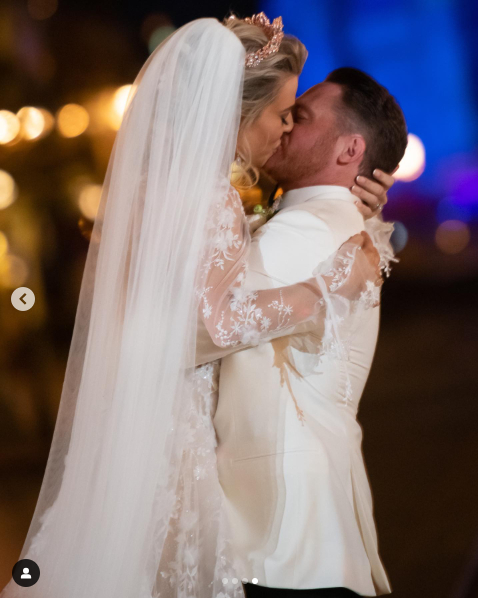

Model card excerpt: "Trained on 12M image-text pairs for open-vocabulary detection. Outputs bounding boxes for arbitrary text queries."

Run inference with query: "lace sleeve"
[363,212,400,277]
[196,186,381,350]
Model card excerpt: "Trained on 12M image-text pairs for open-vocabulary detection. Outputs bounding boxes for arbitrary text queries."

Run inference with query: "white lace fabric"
[156,359,247,598]
[197,185,383,352]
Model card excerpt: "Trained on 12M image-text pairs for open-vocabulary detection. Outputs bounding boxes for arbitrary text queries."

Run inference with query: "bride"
[1,13,392,598]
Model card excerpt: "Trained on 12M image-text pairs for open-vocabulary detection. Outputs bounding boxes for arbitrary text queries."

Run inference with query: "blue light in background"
[260,0,478,200]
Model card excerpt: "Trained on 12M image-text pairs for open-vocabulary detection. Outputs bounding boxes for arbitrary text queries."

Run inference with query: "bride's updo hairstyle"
[224,14,307,187]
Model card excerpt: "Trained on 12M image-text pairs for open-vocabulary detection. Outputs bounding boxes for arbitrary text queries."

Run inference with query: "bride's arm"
[197,187,381,349]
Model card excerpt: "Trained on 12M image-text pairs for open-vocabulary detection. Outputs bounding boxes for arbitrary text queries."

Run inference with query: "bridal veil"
[1,18,246,598]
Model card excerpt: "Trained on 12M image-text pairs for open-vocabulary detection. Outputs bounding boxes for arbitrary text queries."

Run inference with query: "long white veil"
[1,18,245,598]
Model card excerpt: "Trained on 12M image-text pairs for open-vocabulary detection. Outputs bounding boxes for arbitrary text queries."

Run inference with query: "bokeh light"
[0,231,9,258]
[56,104,90,138]
[0,110,21,144]
[78,217,93,242]
[27,0,58,20]
[107,85,133,131]
[148,26,176,53]
[140,13,176,53]
[38,108,55,138]
[17,107,45,140]
[435,219,470,254]
[0,170,18,210]
[66,173,94,200]
[112,85,132,118]
[394,134,426,182]
[78,184,103,220]
[390,221,409,253]
[0,254,29,288]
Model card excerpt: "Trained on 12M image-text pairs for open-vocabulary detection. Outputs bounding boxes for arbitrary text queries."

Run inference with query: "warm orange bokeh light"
[17,107,45,140]
[435,220,470,255]
[0,231,9,257]
[78,184,103,220]
[0,170,18,209]
[0,254,29,288]
[0,110,21,144]
[107,85,133,131]
[56,104,90,138]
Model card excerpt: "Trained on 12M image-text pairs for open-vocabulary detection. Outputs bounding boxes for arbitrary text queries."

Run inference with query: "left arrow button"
[11,287,35,311]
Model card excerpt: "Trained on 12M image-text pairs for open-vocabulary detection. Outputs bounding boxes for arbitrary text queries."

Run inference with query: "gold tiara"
[228,12,285,69]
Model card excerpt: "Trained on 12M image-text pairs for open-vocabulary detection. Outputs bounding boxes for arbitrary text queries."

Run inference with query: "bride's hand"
[351,168,397,220]
[324,232,382,302]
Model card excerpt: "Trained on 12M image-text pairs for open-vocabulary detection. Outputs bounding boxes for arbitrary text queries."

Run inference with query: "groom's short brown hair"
[325,67,408,178]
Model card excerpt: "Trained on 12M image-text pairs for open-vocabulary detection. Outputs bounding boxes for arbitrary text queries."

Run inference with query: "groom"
[213,67,407,597]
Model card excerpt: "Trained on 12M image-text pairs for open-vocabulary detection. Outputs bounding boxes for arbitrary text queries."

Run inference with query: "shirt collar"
[277,185,356,211]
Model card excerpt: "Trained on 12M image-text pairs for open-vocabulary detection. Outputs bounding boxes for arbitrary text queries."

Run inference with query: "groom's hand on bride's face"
[351,167,397,220]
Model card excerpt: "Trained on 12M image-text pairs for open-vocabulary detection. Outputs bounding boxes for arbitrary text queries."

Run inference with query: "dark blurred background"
[1,1,478,597]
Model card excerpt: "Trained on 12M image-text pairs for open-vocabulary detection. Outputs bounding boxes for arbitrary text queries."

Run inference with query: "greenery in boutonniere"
[253,195,282,223]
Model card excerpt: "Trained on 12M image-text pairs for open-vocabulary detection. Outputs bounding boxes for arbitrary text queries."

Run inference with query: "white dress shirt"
[278,184,358,211]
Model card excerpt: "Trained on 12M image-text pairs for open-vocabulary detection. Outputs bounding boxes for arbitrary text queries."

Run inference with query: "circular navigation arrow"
[11,287,35,311]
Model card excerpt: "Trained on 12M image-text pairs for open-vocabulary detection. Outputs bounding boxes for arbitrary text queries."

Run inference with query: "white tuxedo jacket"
[213,185,392,595]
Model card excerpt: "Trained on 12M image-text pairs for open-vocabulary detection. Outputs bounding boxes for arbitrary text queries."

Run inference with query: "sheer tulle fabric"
[0,17,395,598]
[1,19,246,598]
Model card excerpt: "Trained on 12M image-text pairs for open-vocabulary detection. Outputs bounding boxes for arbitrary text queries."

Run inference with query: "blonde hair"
[223,15,307,188]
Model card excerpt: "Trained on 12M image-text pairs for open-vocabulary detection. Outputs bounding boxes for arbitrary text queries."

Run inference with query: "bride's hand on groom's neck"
[351,167,397,220]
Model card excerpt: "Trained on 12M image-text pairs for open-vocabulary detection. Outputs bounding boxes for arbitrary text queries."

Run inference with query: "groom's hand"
[351,168,397,220]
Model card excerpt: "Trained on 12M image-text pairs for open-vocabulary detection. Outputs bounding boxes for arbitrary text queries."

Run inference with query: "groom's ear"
[336,135,366,166]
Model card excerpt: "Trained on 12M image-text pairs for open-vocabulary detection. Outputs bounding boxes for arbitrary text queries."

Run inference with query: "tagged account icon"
[12,559,40,587]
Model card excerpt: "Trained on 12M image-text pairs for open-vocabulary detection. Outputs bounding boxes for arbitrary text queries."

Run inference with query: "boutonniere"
[247,197,282,234]
[246,195,282,234]
[252,195,282,222]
